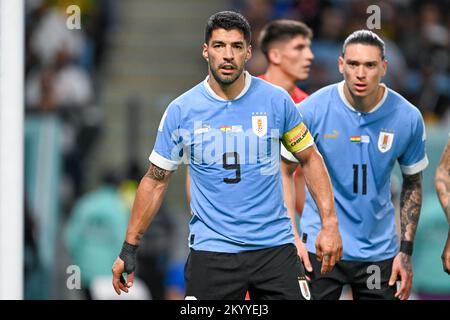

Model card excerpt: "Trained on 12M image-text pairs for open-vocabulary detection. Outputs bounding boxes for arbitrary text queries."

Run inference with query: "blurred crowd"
[25,0,116,200]
[235,0,450,124]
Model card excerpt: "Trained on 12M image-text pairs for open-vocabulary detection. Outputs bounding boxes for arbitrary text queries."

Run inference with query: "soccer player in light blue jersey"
[435,134,450,275]
[111,11,342,300]
[281,30,428,300]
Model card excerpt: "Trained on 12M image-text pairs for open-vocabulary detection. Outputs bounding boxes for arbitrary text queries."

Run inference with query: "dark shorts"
[184,243,310,300]
[308,252,397,300]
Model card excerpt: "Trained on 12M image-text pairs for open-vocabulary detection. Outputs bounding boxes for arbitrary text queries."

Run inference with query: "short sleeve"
[281,98,314,154]
[283,96,303,134]
[398,110,429,175]
[149,103,184,171]
[296,98,315,131]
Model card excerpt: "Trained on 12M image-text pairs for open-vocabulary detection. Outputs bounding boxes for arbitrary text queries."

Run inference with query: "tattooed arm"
[435,139,450,274]
[389,172,422,300]
[124,163,173,245]
[400,172,422,243]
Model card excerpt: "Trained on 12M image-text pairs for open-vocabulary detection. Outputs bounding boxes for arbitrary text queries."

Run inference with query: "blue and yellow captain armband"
[282,122,313,154]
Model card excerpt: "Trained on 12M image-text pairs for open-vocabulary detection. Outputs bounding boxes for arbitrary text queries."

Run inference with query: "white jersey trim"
[400,155,429,175]
[149,150,179,171]
[281,143,298,163]
[203,71,252,101]
[338,81,388,114]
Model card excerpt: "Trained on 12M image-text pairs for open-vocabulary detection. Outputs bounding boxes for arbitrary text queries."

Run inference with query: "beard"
[209,63,244,86]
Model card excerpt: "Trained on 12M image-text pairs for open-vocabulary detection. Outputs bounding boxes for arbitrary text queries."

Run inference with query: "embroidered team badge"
[377,130,394,153]
[252,112,267,137]
[298,277,311,300]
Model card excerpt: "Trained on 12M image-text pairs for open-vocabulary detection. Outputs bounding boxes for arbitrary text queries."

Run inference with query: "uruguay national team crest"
[378,130,394,153]
[252,112,267,137]
[298,277,311,300]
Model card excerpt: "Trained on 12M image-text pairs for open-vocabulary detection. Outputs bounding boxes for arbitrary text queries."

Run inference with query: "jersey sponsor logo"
[251,112,267,137]
[324,130,339,139]
[378,130,394,153]
[298,277,311,300]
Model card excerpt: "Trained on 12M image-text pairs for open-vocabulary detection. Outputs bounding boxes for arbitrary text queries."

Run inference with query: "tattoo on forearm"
[145,163,168,181]
[400,253,412,273]
[400,173,422,241]
[435,142,450,222]
[436,176,450,218]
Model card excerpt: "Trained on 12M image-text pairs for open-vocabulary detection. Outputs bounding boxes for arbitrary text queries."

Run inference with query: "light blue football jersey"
[149,72,313,253]
[295,81,428,261]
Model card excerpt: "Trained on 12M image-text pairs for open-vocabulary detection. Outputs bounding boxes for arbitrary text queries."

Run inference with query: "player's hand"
[315,222,343,274]
[442,233,450,275]
[294,236,312,277]
[389,252,412,300]
[112,257,134,295]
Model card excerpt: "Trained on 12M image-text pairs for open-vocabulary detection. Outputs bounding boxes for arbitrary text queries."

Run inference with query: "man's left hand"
[389,252,413,300]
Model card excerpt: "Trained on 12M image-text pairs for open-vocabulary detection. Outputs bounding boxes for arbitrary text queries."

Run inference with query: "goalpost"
[0,0,24,300]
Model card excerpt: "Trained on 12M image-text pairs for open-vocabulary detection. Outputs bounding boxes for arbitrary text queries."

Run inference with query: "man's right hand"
[315,223,343,274]
[112,257,134,295]
[295,236,313,275]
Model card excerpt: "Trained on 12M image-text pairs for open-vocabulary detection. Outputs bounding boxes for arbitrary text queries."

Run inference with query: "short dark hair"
[342,29,385,60]
[259,19,313,59]
[205,11,251,45]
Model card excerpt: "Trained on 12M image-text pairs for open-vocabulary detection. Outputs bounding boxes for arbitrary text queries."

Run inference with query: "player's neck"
[344,84,384,113]
[263,67,297,95]
[208,72,246,100]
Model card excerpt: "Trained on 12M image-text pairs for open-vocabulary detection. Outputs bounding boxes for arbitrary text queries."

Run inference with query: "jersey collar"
[203,71,252,101]
[338,80,388,114]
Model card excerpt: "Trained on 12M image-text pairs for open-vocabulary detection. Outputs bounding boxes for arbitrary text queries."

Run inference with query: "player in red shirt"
[257,19,314,273]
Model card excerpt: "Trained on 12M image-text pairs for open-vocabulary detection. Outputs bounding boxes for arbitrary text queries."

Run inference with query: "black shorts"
[307,252,397,300]
[184,243,310,300]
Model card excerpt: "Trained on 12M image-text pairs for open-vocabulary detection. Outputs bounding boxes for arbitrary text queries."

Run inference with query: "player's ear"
[202,43,209,62]
[268,48,281,65]
[382,59,387,76]
[245,44,252,62]
[338,56,344,74]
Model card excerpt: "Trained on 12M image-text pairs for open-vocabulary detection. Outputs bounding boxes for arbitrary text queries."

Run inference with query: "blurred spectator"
[26,47,93,110]
[29,5,86,68]
[164,260,186,300]
[64,172,129,299]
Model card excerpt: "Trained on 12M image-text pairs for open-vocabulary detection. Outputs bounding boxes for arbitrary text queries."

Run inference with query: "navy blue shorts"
[307,252,397,300]
[184,243,310,300]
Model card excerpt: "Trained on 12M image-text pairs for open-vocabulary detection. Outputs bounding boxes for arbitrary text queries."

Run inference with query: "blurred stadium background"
[0,0,448,299]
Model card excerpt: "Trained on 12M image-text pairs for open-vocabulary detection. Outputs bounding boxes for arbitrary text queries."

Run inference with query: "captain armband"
[282,122,313,154]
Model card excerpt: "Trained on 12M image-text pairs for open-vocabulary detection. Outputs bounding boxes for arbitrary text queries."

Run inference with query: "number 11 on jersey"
[353,164,367,195]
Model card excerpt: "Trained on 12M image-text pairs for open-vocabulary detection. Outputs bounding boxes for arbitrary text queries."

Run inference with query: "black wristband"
[400,240,413,256]
[119,241,139,273]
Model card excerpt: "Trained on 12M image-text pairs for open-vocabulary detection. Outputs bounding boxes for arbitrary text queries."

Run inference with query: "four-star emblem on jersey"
[251,112,267,137]
[378,130,394,153]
